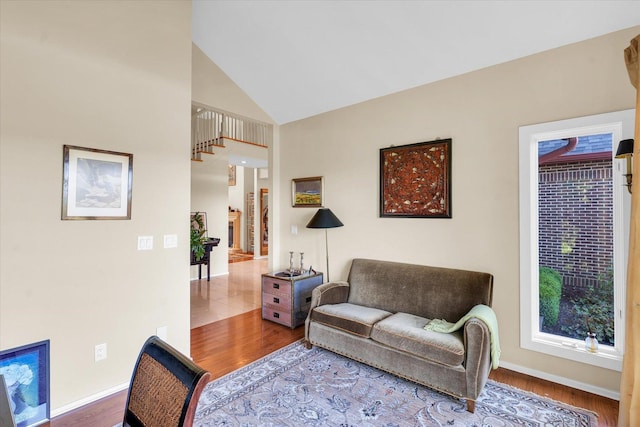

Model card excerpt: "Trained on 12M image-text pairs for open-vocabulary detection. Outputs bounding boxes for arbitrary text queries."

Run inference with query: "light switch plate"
[137,236,153,250]
[163,234,178,248]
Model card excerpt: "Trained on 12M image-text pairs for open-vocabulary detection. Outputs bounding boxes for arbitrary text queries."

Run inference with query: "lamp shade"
[306,208,344,229]
[616,139,634,158]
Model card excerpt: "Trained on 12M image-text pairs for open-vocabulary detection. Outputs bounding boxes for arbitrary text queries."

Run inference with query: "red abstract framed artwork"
[380,139,452,218]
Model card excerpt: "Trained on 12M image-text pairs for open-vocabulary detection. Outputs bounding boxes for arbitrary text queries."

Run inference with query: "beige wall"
[0,0,192,413]
[191,44,274,276]
[278,26,639,396]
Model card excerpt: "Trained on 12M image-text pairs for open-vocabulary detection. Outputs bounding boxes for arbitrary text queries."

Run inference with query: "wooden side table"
[261,271,324,328]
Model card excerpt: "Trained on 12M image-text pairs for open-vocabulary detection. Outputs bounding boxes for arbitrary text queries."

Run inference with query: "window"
[519,109,634,370]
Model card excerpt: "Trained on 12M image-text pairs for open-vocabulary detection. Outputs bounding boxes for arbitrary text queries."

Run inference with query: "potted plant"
[190,212,207,262]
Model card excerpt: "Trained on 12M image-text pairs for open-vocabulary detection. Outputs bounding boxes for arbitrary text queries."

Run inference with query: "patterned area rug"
[194,340,597,426]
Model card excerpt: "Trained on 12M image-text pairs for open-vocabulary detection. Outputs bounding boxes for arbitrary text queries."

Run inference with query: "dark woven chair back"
[123,336,211,427]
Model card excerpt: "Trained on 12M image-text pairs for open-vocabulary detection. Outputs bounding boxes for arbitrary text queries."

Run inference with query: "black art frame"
[0,340,50,427]
[380,138,452,218]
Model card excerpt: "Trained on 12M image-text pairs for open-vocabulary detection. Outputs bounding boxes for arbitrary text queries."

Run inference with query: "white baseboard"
[498,360,620,401]
[51,382,129,418]
[190,271,229,281]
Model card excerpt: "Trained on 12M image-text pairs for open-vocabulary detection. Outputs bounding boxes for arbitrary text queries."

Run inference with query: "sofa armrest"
[304,281,350,342]
[463,318,492,399]
[312,281,350,307]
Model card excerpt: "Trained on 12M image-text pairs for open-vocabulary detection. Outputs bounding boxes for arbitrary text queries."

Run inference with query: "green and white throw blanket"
[424,304,501,369]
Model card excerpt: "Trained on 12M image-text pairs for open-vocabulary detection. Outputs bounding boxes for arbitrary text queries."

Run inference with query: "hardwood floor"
[45,309,303,427]
[45,259,619,426]
[489,365,618,426]
[190,308,304,380]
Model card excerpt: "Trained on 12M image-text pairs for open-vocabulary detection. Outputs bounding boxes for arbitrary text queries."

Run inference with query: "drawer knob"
[273,312,280,318]
[272,283,280,289]
[273,297,280,304]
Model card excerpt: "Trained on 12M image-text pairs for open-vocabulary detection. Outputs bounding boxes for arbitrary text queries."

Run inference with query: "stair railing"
[192,107,272,161]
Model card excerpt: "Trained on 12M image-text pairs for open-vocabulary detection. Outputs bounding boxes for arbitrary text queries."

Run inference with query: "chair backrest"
[123,336,211,427]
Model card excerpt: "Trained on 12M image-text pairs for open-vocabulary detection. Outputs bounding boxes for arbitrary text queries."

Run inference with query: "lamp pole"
[324,228,330,281]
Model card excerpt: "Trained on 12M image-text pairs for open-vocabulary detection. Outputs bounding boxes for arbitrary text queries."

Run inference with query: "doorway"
[260,188,268,256]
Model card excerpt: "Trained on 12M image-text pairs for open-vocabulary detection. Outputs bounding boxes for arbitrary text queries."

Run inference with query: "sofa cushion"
[371,312,465,367]
[311,303,392,338]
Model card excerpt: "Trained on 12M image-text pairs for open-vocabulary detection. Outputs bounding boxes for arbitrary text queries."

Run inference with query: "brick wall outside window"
[538,159,613,291]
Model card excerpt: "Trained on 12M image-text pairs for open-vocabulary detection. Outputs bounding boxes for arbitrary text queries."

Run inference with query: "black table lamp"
[306,208,343,281]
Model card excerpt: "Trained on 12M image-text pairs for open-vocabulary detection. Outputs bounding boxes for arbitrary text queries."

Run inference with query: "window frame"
[518,109,634,371]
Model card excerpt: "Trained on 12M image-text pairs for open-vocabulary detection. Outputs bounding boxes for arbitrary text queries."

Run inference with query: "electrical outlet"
[95,343,107,362]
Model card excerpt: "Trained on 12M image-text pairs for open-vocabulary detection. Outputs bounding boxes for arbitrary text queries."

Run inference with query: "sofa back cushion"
[346,259,493,322]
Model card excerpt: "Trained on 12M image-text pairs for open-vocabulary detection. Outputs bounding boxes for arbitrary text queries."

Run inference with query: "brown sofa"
[304,258,496,412]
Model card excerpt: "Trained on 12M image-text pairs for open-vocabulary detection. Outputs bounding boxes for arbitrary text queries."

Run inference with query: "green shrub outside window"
[539,266,562,327]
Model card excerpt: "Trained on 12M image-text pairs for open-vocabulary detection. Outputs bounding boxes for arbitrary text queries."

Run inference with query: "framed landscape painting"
[380,139,452,218]
[292,176,323,207]
[0,340,50,427]
[61,145,133,220]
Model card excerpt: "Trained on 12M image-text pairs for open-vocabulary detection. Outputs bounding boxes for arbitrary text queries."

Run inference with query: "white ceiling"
[192,1,640,125]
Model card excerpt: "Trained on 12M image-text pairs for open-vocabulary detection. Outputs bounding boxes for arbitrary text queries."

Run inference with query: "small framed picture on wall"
[292,176,323,207]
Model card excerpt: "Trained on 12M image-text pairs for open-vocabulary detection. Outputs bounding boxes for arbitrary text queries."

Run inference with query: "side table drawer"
[262,306,291,327]
[261,277,292,298]
[263,292,291,311]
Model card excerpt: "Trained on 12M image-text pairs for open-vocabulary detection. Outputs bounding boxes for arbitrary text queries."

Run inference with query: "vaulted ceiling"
[192,1,640,125]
